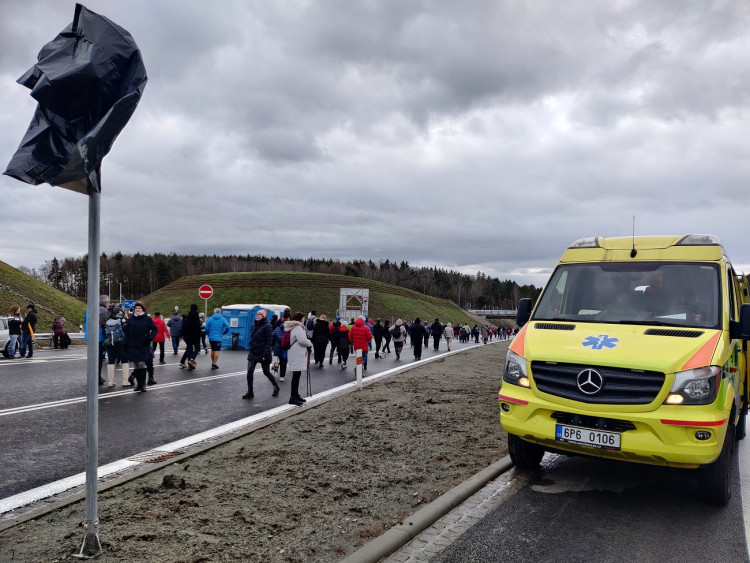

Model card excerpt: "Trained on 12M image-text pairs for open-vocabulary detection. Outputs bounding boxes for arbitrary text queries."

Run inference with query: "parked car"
[0,316,14,358]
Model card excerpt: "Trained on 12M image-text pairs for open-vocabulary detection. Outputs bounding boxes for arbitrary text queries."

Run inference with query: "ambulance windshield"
[532,262,721,329]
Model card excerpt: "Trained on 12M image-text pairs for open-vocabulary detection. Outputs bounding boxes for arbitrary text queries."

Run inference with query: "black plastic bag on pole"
[3,3,147,194]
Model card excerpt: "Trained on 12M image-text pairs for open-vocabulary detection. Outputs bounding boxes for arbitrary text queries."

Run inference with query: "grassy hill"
[143,271,482,325]
[0,260,86,332]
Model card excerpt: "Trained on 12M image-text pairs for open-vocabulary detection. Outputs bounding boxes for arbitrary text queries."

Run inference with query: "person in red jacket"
[151,312,170,365]
[348,316,373,371]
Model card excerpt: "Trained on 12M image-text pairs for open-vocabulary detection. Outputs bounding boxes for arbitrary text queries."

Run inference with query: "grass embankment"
[0,260,86,331]
[144,271,478,325]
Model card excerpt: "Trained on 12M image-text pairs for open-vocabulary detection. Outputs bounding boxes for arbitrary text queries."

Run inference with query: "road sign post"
[199,285,213,318]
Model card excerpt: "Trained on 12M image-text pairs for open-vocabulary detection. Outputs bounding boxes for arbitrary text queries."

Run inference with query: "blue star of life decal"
[582,334,619,350]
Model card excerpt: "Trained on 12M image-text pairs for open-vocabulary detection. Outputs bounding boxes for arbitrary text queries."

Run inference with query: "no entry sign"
[199,285,213,299]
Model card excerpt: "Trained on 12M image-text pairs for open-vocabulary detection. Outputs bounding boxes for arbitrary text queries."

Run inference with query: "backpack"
[306,317,316,331]
[104,320,124,346]
[391,326,401,338]
[280,330,292,350]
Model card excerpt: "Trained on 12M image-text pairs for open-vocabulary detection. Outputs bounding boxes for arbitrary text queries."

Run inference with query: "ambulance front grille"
[531,362,665,404]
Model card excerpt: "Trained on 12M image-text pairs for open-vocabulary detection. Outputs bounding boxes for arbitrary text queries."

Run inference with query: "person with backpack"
[204,307,231,369]
[422,320,431,349]
[305,310,317,339]
[242,309,278,400]
[285,311,313,406]
[271,319,288,381]
[104,306,128,388]
[122,302,157,392]
[390,318,406,360]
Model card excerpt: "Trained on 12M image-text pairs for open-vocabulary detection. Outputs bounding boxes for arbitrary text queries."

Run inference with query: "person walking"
[311,314,330,367]
[122,302,157,392]
[204,307,230,369]
[151,312,169,364]
[7,306,22,358]
[327,316,341,365]
[103,306,128,388]
[199,312,209,354]
[332,318,349,368]
[167,311,183,355]
[481,325,490,345]
[372,319,385,358]
[242,309,278,400]
[180,304,202,370]
[430,318,443,351]
[411,317,425,361]
[382,320,392,356]
[271,319,288,381]
[348,316,373,371]
[286,312,313,406]
[391,319,406,360]
[19,303,37,359]
[422,320,430,349]
[444,322,455,351]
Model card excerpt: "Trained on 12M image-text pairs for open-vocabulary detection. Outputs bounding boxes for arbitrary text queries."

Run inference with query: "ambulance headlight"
[504,350,530,388]
[665,366,721,405]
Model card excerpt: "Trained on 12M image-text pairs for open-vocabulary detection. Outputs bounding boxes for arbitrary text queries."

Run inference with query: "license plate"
[555,424,621,451]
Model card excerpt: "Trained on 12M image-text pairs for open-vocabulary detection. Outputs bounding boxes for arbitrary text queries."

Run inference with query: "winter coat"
[167,313,183,338]
[444,324,455,339]
[333,323,350,350]
[8,315,22,336]
[391,320,406,342]
[122,313,157,363]
[285,320,312,372]
[152,317,169,343]
[182,311,202,345]
[430,321,443,338]
[22,309,37,334]
[383,322,392,341]
[348,317,372,351]
[248,318,273,362]
[272,324,286,357]
[372,322,384,340]
[204,313,230,341]
[52,319,65,336]
[410,322,425,342]
[312,318,331,345]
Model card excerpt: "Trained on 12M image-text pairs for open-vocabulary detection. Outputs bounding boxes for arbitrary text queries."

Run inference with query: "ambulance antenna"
[630,216,637,258]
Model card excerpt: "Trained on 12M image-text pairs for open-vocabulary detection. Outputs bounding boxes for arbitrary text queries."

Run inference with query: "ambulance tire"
[736,407,747,441]
[697,422,735,505]
[508,434,545,470]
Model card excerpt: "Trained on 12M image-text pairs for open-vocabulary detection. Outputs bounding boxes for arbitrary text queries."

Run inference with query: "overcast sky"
[1,1,749,289]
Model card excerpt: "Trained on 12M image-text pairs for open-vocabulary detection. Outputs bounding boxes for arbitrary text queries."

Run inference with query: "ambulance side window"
[728,266,739,322]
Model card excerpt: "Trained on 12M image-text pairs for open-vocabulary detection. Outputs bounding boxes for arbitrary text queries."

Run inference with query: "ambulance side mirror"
[517,298,533,327]
[731,303,750,340]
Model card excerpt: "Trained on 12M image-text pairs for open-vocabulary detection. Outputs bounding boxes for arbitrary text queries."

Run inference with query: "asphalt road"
[0,336,487,501]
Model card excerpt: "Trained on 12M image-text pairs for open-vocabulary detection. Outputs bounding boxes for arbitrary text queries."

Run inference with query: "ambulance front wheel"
[697,422,735,505]
[508,434,545,470]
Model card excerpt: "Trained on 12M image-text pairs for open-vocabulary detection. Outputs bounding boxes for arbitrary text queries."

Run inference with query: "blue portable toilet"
[221,304,289,350]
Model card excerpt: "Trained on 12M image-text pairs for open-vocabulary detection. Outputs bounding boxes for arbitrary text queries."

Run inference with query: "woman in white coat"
[285,312,313,406]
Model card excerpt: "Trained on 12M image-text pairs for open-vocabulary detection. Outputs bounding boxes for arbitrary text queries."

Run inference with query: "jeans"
[7,334,20,357]
[180,341,200,365]
[171,336,181,354]
[19,332,33,357]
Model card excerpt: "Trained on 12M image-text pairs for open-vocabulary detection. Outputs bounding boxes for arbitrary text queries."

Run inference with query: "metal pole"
[76,186,102,558]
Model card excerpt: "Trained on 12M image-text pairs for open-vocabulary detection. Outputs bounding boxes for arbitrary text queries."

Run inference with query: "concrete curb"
[341,456,514,563]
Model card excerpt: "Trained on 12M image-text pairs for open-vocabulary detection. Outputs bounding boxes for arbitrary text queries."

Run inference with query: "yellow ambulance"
[499,234,750,504]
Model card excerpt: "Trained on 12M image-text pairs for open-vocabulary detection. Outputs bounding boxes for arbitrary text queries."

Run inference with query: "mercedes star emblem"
[577,368,603,395]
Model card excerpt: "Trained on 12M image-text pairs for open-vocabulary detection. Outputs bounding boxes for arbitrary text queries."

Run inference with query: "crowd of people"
[6,299,515,406]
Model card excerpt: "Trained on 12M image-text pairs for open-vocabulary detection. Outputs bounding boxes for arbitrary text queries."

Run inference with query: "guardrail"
[33,332,86,347]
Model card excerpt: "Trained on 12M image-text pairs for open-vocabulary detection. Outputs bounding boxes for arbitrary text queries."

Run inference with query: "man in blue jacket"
[204,307,230,369]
